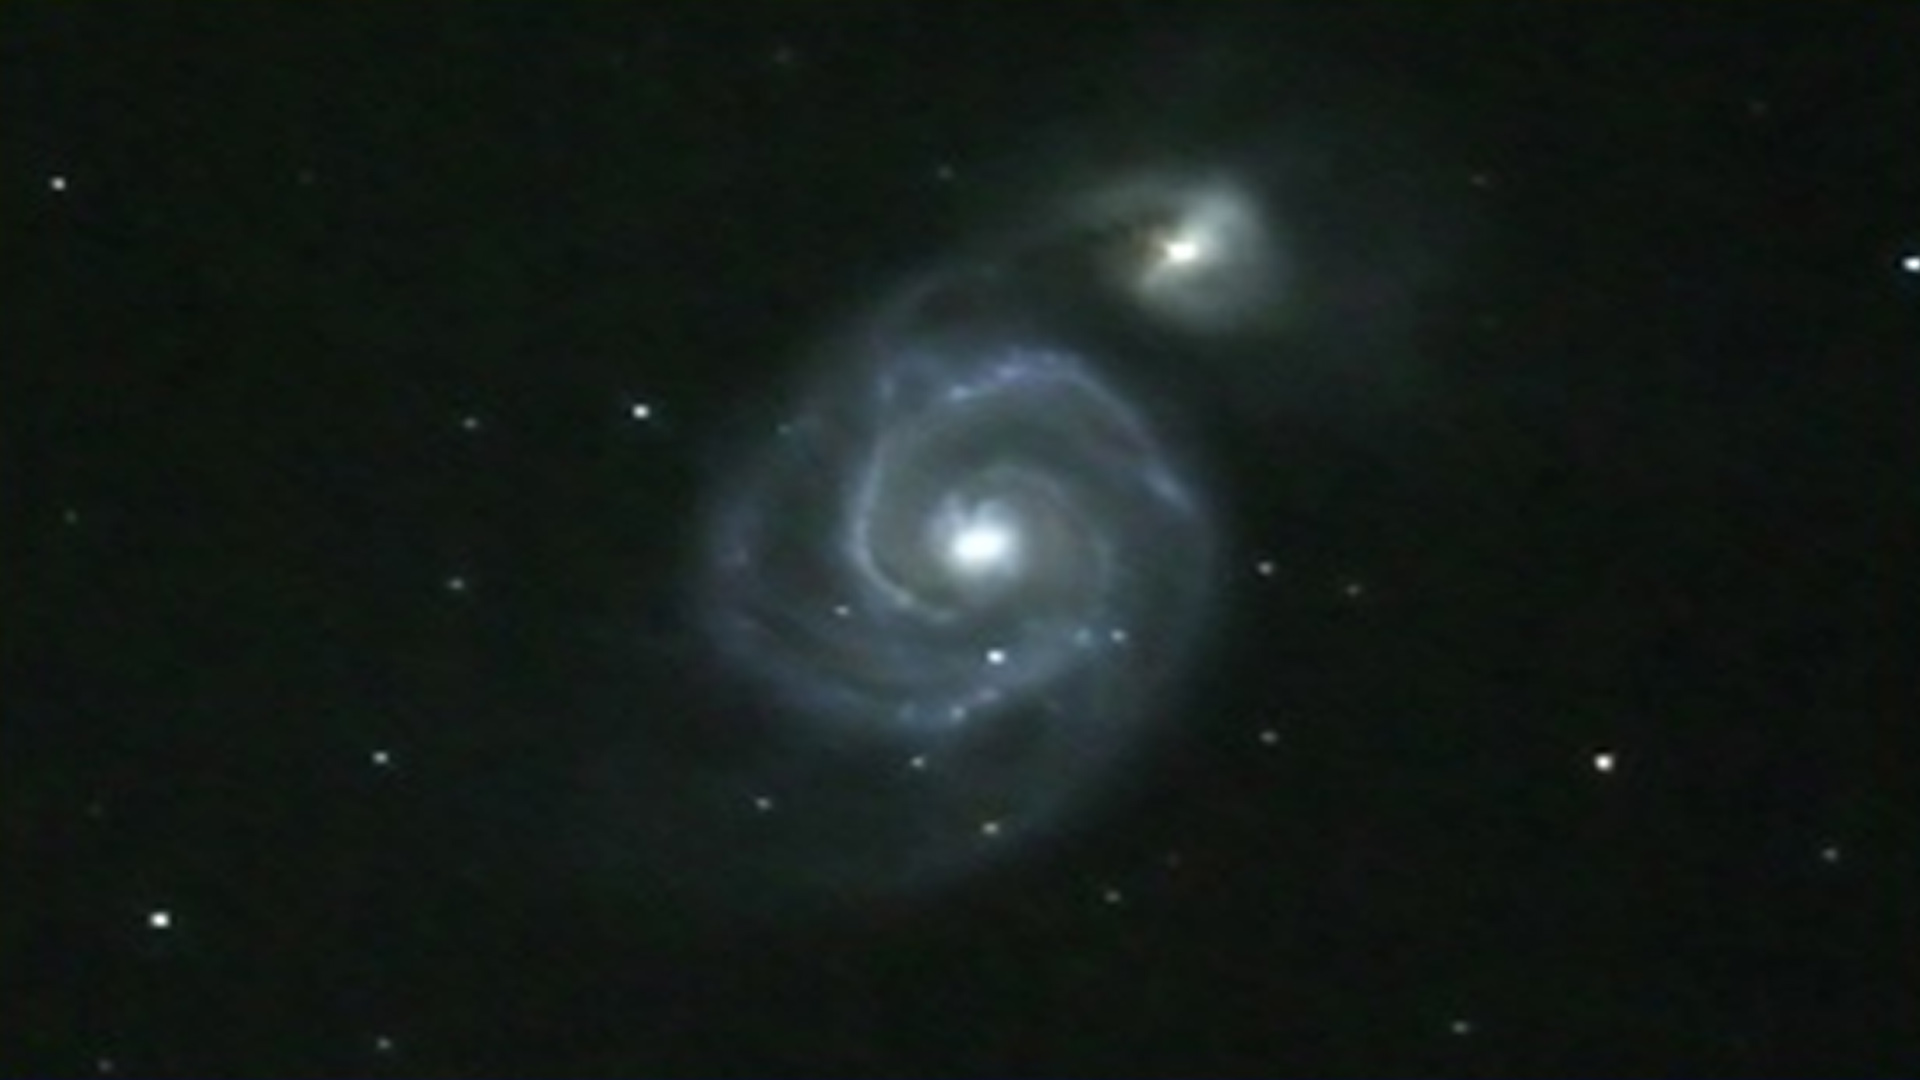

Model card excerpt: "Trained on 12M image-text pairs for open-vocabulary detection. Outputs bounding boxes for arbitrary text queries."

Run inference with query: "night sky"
[6,3,1919,1076]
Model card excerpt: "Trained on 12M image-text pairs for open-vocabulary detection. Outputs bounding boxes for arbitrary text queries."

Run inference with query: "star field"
[6,4,1919,1076]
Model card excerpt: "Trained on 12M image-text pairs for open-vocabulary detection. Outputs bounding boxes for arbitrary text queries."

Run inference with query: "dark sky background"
[6,3,1919,1076]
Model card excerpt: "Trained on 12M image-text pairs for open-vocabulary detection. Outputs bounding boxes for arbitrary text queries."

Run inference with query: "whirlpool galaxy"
[577,137,1451,911]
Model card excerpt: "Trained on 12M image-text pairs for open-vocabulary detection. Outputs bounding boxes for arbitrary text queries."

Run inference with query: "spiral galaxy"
[533,36,1470,919]
[570,133,1457,910]
[693,268,1219,893]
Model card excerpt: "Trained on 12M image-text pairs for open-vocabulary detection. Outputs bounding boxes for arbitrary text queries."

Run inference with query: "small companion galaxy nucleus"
[1066,171,1291,335]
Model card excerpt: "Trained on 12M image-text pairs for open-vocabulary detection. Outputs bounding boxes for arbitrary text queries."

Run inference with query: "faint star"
[1592,750,1617,773]
[370,748,395,769]
[984,647,1007,666]
[1341,580,1366,599]
[62,507,80,526]
[979,819,1003,838]
[752,794,775,812]
[1449,1018,1475,1037]
[1254,558,1277,577]
[373,1035,396,1054]
[1258,728,1280,747]
[444,575,469,594]
[147,908,172,930]
[49,174,69,192]
[1820,844,1842,864]
[1100,885,1125,906]
[94,1057,116,1075]
[628,400,654,421]
[1902,254,1920,275]
[933,162,958,184]
[907,753,929,771]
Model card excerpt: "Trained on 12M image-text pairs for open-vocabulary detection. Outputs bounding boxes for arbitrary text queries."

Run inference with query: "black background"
[6,3,1918,1076]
